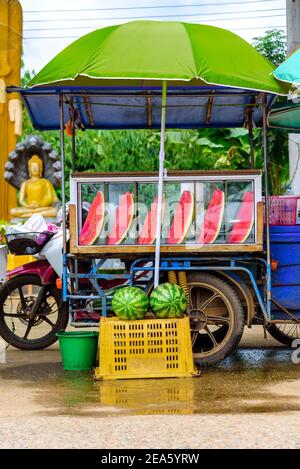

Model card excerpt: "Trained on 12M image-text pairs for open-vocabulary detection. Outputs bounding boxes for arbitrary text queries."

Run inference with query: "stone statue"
[5,135,62,219]
[10,155,59,218]
[0,0,23,219]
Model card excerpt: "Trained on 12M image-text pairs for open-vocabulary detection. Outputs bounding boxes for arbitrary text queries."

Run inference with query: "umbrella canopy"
[29,21,284,93]
[12,21,287,131]
[273,48,300,85]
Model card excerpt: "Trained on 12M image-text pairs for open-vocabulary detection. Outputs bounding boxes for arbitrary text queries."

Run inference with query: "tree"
[252,29,287,67]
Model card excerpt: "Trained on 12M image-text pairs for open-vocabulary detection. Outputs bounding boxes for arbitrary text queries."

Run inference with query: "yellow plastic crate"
[95,316,198,380]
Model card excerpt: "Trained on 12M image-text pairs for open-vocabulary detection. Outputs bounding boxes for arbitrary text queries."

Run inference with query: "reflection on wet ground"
[1,347,300,417]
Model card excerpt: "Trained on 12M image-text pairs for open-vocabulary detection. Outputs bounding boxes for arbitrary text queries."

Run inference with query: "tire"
[187,272,245,367]
[0,274,69,350]
[267,323,300,347]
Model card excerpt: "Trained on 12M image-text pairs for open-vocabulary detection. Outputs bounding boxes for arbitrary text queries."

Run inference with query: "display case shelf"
[69,170,263,256]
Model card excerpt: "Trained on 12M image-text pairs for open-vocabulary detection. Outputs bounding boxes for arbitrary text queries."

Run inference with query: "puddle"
[1,347,300,417]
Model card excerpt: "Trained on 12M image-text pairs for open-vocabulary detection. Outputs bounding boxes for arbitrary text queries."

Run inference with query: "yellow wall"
[0,0,22,220]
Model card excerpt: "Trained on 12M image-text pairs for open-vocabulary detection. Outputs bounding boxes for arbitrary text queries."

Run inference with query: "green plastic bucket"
[56,331,99,371]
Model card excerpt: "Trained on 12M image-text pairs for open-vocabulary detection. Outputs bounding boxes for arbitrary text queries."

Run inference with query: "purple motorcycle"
[0,232,68,350]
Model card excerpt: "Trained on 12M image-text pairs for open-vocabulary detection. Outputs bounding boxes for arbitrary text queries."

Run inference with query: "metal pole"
[71,112,76,173]
[59,94,68,302]
[287,0,300,195]
[248,113,255,169]
[262,93,272,318]
[154,81,167,287]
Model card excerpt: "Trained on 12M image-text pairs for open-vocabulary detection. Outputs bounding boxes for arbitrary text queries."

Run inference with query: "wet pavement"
[1,327,300,417]
[0,327,300,448]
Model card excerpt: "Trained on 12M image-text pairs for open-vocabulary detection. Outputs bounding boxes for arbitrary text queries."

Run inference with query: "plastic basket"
[5,231,54,255]
[95,316,197,380]
[267,196,300,225]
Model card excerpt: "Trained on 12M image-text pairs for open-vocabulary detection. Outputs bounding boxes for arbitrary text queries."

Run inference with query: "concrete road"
[0,326,300,449]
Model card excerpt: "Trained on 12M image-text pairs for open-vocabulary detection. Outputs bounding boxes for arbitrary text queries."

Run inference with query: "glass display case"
[69,170,263,254]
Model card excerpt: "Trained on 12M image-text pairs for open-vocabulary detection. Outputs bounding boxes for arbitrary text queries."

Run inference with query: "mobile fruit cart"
[3,21,300,367]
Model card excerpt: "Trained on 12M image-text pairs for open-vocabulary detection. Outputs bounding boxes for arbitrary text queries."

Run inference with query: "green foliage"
[252,29,287,67]
[0,220,8,244]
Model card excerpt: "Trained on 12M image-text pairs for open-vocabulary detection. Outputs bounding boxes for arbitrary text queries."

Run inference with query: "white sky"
[20,0,286,73]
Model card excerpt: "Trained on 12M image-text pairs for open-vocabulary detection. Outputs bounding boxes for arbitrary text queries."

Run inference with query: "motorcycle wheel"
[0,274,69,350]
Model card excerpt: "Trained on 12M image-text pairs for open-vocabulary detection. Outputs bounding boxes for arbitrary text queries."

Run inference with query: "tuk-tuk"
[2,21,299,366]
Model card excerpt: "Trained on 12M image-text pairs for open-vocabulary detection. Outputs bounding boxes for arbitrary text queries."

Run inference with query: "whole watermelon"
[150,283,187,318]
[112,286,149,320]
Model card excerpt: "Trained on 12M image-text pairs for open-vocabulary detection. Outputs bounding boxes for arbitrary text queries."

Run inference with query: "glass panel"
[163,182,195,244]
[137,182,158,245]
[195,180,255,244]
[78,181,136,245]
[76,177,256,247]
[79,182,104,244]
[225,180,255,244]
[195,181,225,244]
[105,182,136,245]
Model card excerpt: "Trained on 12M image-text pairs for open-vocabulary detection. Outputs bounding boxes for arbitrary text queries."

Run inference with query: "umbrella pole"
[59,93,67,253]
[262,93,272,320]
[59,93,67,302]
[154,81,167,288]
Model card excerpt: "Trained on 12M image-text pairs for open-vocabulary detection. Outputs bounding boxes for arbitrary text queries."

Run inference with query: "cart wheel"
[267,323,300,347]
[0,275,69,350]
[187,272,244,367]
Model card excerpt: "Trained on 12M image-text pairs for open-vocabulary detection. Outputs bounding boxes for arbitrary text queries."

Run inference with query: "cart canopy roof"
[268,100,300,130]
[9,21,288,130]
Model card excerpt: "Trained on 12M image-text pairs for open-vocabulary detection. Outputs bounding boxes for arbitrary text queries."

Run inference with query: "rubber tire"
[188,272,245,367]
[0,275,69,350]
[267,324,297,347]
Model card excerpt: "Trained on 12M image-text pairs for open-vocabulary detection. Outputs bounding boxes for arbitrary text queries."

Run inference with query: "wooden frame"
[69,201,264,256]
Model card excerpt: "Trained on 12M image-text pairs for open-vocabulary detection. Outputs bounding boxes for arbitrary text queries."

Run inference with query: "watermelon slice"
[228,191,254,244]
[198,188,225,244]
[79,191,105,245]
[138,195,166,245]
[106,192,134,245]
[166,190,194,244]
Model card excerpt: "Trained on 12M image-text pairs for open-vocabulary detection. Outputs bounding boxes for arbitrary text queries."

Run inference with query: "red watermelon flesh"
[106,192,134,245]
[228,191,254,244]
[166,190,194,244]
[198,188,225,244]
[79,191,105,245]
[138,195,166,245]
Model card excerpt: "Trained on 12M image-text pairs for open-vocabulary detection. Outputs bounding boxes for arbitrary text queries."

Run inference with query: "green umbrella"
[29,20,285,94]
[27,21,287,286]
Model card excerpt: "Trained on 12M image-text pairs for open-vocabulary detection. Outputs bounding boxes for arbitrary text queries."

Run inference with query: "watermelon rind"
[138,194,166,245]
[198,188,225,244]
[107,192,134,245]
[228,191,254,244]
[150,283,187,318]
[166,190,194,244]
[112,286,149,320]
[79,191,105,245]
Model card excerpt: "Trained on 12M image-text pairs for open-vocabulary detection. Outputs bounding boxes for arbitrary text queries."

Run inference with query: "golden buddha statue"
[10,155,59,218]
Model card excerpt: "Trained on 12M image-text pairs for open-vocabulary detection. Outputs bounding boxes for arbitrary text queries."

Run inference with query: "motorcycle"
[0,219,131,350]
[0,229,69,350]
